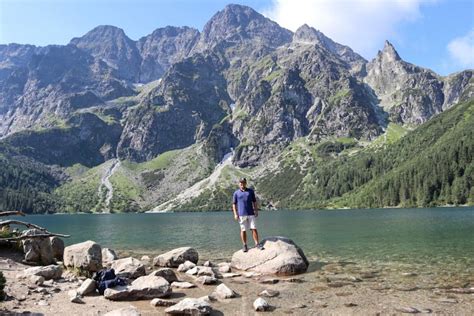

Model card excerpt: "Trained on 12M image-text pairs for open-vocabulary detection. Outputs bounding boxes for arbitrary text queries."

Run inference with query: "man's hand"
[234,213,239,221]
[255,210,259,217]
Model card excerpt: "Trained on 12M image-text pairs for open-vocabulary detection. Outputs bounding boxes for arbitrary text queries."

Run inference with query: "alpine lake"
[12,207,474,291]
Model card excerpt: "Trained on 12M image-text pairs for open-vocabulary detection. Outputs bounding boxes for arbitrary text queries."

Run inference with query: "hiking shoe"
[242,244,248,252]
[257,243,265,250]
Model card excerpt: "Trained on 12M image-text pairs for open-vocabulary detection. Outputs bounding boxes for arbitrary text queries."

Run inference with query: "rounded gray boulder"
[231,236,309,275]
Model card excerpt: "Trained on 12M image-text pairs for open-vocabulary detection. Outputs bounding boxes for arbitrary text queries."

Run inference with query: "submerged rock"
[153,247,199,267]
[231,236,309,275]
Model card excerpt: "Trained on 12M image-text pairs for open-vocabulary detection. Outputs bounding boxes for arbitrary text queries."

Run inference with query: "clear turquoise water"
[11,207,474,277]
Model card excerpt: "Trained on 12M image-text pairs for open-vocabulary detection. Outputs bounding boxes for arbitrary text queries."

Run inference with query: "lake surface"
[11,207,474,281]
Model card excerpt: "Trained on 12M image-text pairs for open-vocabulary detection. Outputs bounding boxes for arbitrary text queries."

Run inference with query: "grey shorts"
[239,215,257,231]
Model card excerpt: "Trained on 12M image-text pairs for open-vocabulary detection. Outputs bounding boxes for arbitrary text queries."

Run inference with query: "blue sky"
[0,0,473,75]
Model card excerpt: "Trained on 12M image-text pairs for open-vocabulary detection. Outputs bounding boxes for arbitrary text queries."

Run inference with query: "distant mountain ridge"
[0,4,472,213]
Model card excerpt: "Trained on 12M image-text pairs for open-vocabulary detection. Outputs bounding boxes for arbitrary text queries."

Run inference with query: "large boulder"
[18,265,63,280]
[231,237,309,275]
[50,236,65,261]
[63,240,102,273]
[111,257,146,279]
[104,275,171,301]
[21,229,55,265]
[153,247,198,267]
[164,298,212,315]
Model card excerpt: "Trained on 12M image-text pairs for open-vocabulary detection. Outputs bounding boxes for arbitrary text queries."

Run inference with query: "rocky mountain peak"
[293,24,321,43]
[293,24,366,69]
[379,40,401,62]
[70,25,129,45]
[70,25,141,81]
[196,3,292,50]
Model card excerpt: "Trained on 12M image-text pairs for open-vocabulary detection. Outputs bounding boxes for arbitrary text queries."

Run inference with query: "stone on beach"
[104,275,171,301]
[29,275,45,285]
[185,267,199,275]
[164,298,212,315]
[254,297,271,311]
[50,236,65,261]
[150,298,176,307]
[19,265,63,280]
[195,276,218,285]
[231,236,309,275]
[197,266,215,277]
[21,229,55,265]
[63,240,102,273]
[149,268,178,283]
[222,272,240,278]
[177,260,196,272]
[211,283,237,300]
[259,289,280,297]
[102,248,118,264]
[153,247,199,267]
[171,281,196,289]
[218,262,231,273]
[111,257,146,279]
[68,289,84,304]
[104,306,141,316]
[77,278,96,296]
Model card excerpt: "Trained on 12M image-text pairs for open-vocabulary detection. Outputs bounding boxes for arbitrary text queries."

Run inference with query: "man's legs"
[251,229,259,246]
[240,230,247,245]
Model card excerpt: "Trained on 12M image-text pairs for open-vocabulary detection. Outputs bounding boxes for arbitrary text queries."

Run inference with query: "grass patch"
[124,150,180,172]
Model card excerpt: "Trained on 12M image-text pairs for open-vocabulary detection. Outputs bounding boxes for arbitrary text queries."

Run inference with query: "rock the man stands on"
[232,178,264,252]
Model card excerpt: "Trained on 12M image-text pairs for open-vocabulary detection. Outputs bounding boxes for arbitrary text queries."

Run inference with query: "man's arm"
[252,191,258,217]
[232,192,239,220]
[232,203,239,220]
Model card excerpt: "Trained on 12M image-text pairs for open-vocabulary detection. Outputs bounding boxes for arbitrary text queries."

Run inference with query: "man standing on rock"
[232,178,264,252]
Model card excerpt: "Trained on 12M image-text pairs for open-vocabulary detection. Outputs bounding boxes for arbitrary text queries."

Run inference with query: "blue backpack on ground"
[93,268,127,295]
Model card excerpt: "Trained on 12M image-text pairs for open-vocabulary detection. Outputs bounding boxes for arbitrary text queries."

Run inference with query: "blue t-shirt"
[233,188,256,216]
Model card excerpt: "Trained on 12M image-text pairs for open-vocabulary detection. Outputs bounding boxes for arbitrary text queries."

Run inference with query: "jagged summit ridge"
[194,3,292,51]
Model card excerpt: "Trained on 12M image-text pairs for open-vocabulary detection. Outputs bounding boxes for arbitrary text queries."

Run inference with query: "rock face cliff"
[365,41,473,125]
[0,4,473,212]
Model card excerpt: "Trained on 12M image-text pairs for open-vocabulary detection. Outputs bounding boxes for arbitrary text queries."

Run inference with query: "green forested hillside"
[259,99,474,208]
[0,145,60,213]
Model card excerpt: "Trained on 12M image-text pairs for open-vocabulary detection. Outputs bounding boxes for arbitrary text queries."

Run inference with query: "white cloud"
[263,0,435,59]
[447,29,474,68]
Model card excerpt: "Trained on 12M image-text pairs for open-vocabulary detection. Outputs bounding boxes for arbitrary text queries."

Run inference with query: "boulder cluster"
[17,236,308,314]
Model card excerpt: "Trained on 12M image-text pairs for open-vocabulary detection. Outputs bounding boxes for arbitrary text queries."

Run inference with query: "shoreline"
[1,248,473,315]
[20,204,474,216]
